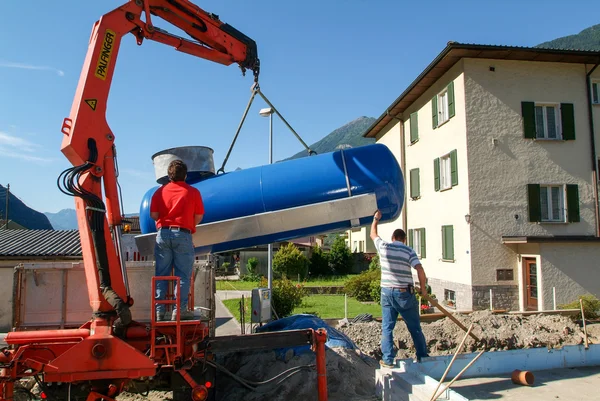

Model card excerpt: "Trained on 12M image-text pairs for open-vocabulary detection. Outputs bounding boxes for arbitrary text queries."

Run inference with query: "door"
[524,258,538,311]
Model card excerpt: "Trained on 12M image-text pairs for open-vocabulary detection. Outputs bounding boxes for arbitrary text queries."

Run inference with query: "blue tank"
[138,143,403,254]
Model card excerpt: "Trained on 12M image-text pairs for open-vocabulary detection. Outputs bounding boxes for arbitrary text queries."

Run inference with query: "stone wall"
[426,277,473,311]
[472,285,519,311]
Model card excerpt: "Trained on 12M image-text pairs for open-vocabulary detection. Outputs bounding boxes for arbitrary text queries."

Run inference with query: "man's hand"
[374,210,382,221]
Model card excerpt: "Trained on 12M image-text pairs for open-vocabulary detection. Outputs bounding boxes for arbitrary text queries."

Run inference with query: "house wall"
[539,242,600,310]
[400,61,473,309]
[464,58,597,301]
[590,67,600,157]
[0,268,14,331]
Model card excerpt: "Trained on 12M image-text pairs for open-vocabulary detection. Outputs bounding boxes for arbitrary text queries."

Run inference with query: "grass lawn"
[215,275,357,291]
[222,298,251,323]
[222,294,382,321]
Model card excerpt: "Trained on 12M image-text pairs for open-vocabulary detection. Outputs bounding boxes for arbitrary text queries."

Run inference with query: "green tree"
[309,245,332,276]
[329,236,353,274]
[273,243,309,280]
[246,257,259,275]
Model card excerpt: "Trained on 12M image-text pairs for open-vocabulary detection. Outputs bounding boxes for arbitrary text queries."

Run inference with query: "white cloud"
[0,132,54,163]
[0,61,64,77]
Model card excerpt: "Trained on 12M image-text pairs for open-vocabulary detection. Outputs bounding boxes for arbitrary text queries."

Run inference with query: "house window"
[521,101,575,140]
[527,184,580,223]
[442,225,454,261]
[432,81,455,129]
[408,228,426,258]
[535,104,560,139]
[540,185,564,222]
[592,81,599,105]
[438,90,449,125]
[444,289,456,307]
[434,150,458,191]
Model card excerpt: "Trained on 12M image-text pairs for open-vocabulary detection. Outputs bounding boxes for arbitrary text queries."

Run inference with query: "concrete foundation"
[376,344,600,400]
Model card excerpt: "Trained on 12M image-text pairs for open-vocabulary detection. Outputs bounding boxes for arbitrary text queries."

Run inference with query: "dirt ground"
[339,310,599,360]
[17,311,595,401]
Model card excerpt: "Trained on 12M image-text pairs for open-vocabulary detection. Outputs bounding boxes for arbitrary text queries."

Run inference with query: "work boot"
[379,360,394,369]
[171,309,196,321]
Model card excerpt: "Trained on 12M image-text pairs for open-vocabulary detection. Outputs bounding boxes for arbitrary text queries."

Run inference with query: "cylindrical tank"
[139,143,404,254]
[151,146,215,185]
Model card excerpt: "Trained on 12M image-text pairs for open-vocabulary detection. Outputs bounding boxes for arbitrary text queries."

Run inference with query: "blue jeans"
[154,229,195,313]
[381,287,429,364]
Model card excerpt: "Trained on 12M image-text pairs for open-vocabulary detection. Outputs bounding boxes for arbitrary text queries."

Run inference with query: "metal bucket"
[151,146,215,185]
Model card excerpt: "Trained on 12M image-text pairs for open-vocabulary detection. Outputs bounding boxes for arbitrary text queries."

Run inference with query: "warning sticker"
[85,99,97,111]
[94,29,116,80]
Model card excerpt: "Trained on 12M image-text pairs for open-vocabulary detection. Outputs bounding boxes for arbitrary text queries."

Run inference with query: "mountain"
[0,184,54,230]
[536,23,600,51]
[283,116,377,161]
[45,209,78,230]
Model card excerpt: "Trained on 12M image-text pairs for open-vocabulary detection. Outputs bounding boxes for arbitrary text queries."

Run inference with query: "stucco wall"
[539,243,600,310]
[464,58,597,287]
[375,120,404,241]
[402,61,472,287]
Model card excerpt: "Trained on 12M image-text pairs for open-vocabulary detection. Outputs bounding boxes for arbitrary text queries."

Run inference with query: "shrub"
[246,257,259,275]
[369,278,381,304]
[261,277,307,318]
[559,294,600,320]
[344,268,380,301]
[273,243,309,280]
[222,262,231,270]
[368,254,380,270]
[309,245,332,276]
[329,236,353,274]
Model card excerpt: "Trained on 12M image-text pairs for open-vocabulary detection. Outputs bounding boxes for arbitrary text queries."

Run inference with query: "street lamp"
[259,107,274,292]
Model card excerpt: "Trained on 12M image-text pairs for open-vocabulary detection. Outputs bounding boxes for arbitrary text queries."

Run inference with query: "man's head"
[392,229,406,243]
[167,160,188,182]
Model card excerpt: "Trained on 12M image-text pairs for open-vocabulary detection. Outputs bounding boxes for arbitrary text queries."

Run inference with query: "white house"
[364,42,600,312]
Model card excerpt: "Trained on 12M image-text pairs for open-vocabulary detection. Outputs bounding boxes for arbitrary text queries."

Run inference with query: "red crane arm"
[58,0,259,324]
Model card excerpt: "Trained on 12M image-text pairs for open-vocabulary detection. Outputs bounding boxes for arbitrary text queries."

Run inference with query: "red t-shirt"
[150,182,204,234]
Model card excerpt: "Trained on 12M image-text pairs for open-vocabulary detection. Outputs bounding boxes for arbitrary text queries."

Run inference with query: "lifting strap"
[217,82,316,174]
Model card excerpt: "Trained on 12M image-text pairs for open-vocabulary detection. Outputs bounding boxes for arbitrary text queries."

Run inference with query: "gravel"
[339,310,594,360]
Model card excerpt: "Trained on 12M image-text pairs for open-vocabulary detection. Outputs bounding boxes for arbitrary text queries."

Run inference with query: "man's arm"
[194,214,204,225]
[194,189,205,227]
[150,212,159,221]
[370,210,382,241]
[414,264,428,297]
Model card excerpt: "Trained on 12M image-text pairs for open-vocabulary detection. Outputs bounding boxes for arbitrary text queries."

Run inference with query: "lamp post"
[259,107,274,292]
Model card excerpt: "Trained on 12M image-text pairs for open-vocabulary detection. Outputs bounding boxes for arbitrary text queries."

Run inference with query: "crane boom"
[58,0,259,328]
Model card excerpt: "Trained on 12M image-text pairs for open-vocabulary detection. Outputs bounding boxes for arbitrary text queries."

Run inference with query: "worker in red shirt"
[150,160,204,321]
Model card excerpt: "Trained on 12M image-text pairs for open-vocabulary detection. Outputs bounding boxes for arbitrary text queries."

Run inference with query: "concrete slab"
[451,366,600,400]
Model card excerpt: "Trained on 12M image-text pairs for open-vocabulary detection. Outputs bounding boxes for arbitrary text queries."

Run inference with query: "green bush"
[344,268,380,301]
[261,277,307,318]
[246,257,259,275]
[273,243,309,280]
[329,236,353,274]
[559,294,600,320]
[309,245,332,276]
[368,254,380,270]
[222,262,231,270]
[369,278,381,304]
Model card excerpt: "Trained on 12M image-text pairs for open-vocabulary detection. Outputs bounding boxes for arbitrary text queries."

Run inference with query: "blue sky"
[0,0,598,214]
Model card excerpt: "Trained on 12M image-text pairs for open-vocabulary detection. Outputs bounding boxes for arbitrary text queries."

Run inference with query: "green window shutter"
[408,229,414,248]
[450,149,458,186]
[410,168,420,198]
[442,225,454,260]
[448,81,455,118]
[410,112,419,143]
[434,158,440,191]
[566,184,580,222]
[527,184,541,222]
[521,101,536,139]
[561,103,575,140]
[420,228,426,259]
[432,96,438,129]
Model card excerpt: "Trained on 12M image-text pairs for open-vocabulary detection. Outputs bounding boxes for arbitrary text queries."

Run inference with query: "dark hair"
[392,229,406,242]
[168,160,187,182]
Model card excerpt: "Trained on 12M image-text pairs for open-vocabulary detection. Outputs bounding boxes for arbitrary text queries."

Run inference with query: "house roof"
[0,229,82,258]
[364,42,600,139]
[123,216,141,233]
[0,220,26,230]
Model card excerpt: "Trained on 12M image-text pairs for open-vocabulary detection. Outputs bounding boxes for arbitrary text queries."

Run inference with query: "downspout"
[386,111,407,231]
[586,64,599,236]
